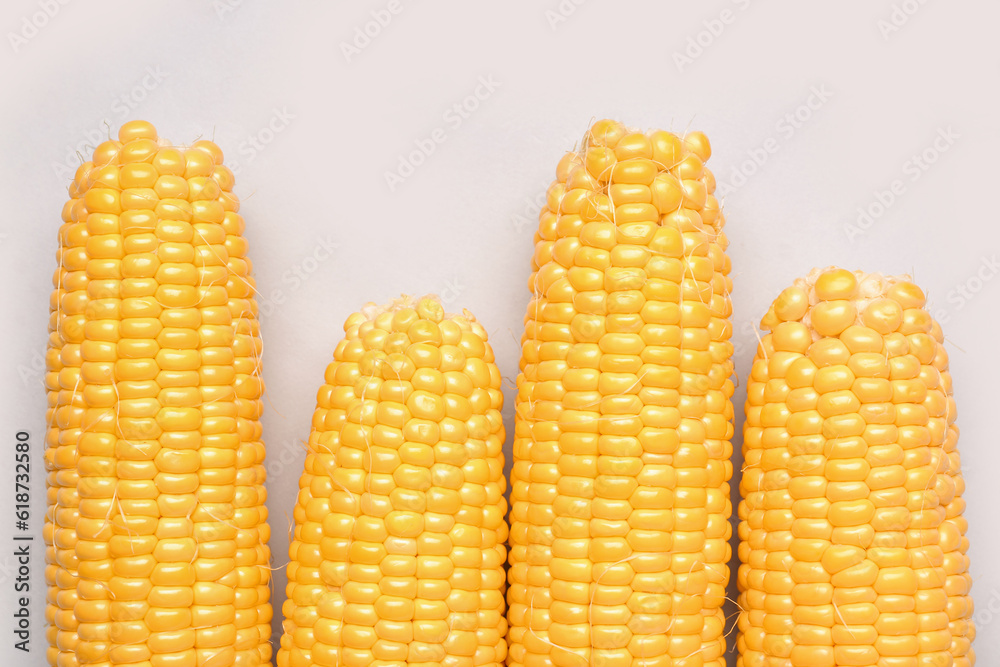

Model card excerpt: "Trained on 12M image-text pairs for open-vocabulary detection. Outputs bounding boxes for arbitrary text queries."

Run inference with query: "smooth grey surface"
[1,1,997,663]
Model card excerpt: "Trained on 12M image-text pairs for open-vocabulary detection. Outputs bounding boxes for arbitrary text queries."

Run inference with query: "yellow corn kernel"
[44,159,92,667]
[277,296,508,667]
[738,267,974,667]
[46,120,272,666]
[508,120,734,667]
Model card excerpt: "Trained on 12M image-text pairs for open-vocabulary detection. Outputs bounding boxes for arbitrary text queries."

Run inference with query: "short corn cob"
[277,296,508,667]
[44,120,272,666]
[738,268,974,666]
[508,119,735,667]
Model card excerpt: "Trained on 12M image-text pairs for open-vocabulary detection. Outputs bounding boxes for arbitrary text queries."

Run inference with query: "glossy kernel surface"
[737,268,975,667]
[508,119,734,667]
[45,120,272,666]
[276,297,509,667]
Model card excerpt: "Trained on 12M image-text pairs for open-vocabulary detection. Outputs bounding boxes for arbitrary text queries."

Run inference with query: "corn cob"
[737,268,974,666]
[277,296,508,667]
[507,119,735,667]
[44,120,272,666]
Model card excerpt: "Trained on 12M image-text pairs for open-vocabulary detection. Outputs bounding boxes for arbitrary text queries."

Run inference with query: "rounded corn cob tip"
[278,298,508,667]
[350,294,480,329]
[761,266,930,336]
[739,266,974,665]
[509,119,734,666]
[546,119,725,245]
[46,120,272,666]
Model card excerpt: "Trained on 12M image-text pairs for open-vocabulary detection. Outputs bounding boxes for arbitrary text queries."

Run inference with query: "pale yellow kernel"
[815,268,859,301]
[887,280,926,309]
[774,286,810,322]
[589,119,627,149]
[861,298,903,334]
[556,151,580,181]
[614,132,653,161]
[585,146,616,182]
[650,130,684,168]
[810,300,857,337]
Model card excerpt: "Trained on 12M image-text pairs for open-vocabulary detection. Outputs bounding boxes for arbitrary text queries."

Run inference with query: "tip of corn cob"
[582,118,712,162]
[350,294,481,329]
[68,120,229,197]
[545,118,724,239]
[761,266,935,341]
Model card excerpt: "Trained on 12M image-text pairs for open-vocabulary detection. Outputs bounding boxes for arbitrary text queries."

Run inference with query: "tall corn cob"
[737,268,974,666]
[44,120,272,666]
[277,296,508,667]
[508,119,735,667]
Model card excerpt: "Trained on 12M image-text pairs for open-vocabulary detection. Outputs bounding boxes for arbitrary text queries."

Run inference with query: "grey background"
[1,0,997,663]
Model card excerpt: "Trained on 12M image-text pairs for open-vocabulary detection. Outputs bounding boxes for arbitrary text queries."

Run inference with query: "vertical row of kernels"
[931,321,975,665]
[112,142,163,667]
[507,147,569,667]
[193,150,243,665]
[897,298,953,666]
[216,169,274,662]
[117,132,200,665]
[75,137,125,665]
[691,130,735,660]
[44,162,93,667]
